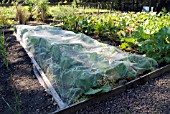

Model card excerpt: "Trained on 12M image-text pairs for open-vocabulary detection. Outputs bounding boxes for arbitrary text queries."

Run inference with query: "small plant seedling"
[0,31,8,69]
[2,90,21,114]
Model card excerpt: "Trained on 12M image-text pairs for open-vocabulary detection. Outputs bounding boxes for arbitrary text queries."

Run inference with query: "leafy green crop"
[138,27,170,64]
[60,12,170,65]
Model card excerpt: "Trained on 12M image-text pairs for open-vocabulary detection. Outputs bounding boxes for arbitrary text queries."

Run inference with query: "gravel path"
[76,73,170,114]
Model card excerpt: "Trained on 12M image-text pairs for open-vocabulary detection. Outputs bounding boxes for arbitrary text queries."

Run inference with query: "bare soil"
[0,32,58,114]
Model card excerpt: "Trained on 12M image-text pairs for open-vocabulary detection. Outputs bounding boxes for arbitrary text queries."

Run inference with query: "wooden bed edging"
[51,64,170,114]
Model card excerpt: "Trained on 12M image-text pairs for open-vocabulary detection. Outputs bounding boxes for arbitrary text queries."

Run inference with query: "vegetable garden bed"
[1,0,169,113]
[55,64,170,114]
[14,25,170,113]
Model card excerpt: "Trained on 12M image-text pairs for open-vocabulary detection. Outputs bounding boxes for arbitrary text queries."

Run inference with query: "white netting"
[15,25,158,105]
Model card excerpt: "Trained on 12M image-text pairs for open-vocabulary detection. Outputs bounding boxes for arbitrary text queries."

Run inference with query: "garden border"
[13,32,170,114]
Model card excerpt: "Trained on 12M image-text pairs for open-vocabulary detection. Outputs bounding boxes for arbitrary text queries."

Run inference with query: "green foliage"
[0,32,8,69]
[77,16,94,34]
[61,14,122,37]
[85,88,102,95]
[61,16,77,32]
[25,0,49,22]
[0,15,9,26]
[118,12,170,64]
[0,8,14,26]
[85,85,112,95]
[138,27,170,64]
[0,6,16,19]
[1,0,10,4]
[34,0,49,22]
[52,5,77,20]
[59,11,170,64]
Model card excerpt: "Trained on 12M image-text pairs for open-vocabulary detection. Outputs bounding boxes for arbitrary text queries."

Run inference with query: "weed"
[2,90,21,114]
[16,4,30,24]
[0,31,8,69]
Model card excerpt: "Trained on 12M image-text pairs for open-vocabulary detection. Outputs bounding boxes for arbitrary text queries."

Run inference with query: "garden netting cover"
[15,25,158,105]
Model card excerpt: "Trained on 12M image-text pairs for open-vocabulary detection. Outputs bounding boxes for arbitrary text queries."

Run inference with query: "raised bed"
[53,64,170,114]
[14,25,170,114]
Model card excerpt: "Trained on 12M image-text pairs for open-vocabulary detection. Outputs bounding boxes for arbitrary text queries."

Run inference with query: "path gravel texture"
[76,73,170,114]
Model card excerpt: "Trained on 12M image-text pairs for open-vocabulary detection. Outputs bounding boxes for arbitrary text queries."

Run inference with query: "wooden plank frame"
[14,33,170,114]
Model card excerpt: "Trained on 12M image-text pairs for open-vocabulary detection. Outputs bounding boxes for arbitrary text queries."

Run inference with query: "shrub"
[26,0,49,22]
[16,4,30,24]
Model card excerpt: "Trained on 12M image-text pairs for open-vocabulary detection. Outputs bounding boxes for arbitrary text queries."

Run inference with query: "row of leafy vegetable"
[59,12,170,65]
